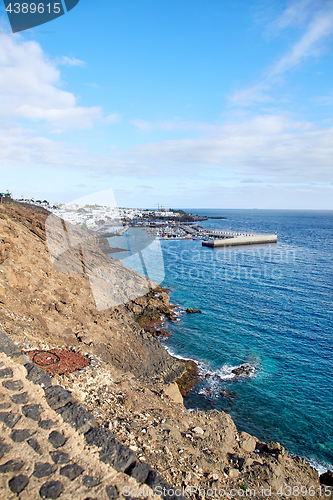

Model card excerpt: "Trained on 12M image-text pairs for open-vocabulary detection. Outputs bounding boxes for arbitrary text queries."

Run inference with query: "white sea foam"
[303,456,332,475]
[205,363,257,380]
[164,344,332,473]
[162,344,197,363]
[163,344,258,382]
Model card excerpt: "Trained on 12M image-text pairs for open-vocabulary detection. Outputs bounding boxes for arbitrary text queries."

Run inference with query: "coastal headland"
[0,202,330,499]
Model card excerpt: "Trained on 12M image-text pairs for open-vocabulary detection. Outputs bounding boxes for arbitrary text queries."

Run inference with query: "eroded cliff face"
[0,203,187,385]
[0,202,324,499]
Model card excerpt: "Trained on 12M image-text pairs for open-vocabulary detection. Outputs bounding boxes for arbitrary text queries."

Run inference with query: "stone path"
[0,332,185,500]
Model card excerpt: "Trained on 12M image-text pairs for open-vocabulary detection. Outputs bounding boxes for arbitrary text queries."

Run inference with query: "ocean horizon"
[157,209,333,473]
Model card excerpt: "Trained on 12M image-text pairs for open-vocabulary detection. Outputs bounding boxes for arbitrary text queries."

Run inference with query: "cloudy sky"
[0,0,333,208]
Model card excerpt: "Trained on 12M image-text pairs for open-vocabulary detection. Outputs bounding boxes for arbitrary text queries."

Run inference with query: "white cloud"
[102,113,119,125]
[0,27,331,208]
[131,119,151,130]
[271,0,316,31]
[269,13,333,77]
[129,115,333,184]
[85,82,100,89]
[56,55,86,67]
[0,113,332,188]
[15,105,103,132]
[131,118,216,133]
[0,33,114,131]
[311,94,333,105]
[0,120,135,174]
[231,5,333,105]
[0,109,332,211]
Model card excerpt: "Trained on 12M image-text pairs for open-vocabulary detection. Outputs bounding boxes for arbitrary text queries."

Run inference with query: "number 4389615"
[6,3,62,14]
[277,485,332,496]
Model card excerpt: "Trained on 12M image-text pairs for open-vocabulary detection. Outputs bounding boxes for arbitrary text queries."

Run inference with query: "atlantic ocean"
[159,209,333,473]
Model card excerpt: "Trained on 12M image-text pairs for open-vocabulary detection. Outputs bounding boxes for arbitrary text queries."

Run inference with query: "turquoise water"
[158,210,333,472]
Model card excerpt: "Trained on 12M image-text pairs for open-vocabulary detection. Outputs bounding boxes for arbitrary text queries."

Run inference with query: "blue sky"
[0,0,333,208]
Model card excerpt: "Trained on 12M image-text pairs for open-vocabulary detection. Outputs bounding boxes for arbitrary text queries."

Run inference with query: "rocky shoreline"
[125,287,201,396]
[0,202,332,499]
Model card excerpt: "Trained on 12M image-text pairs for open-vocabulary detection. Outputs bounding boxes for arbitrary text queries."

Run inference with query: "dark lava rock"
[186,308,202,313]
[10,429,36,442]
[320,470,333,486]
[0,440,11,459]
[11,392,29,404]
[40,480,64,499]
[0,459,24,473]
[22,403,43,421]
[33,462,57,478]
[50,451,70,464]
[154,329,169,337]
[0,402,11,409]
[82,475,100,488]
[60,463,84,480]
[24,362,52,389]
[145,470,183,500]
[85,427,115,448]
[0,411,20,428]
[48,430,66,448]
[56,401,96,434]
[8,474,29,494]
[146,470,168,489]
[106,485,118,500]
[231,363,255,376]
[44,385,73,410]
[101,441,136,473]
[0,333,21,357]
[131,462,152,483]
[85,427,136,473]
[2,379,23,391]
[39,419,56,430]
[0,368,13,378]
[28,438,42,454]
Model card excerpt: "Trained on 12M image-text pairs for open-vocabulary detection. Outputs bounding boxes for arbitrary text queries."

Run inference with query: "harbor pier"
[202,233,277,247]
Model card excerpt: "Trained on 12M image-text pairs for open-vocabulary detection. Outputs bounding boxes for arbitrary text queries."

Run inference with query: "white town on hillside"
[16,199,182,230]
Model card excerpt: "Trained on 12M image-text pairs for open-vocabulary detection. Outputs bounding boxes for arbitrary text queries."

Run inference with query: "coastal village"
[10,198,276,246]
[13,198,195,228]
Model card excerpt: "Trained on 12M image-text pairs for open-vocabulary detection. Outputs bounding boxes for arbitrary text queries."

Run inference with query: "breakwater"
[202,233,277,247]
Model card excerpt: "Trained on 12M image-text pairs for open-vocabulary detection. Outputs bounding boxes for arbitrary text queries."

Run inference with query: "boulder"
[228,468,239,478]
[192,426,204,436]
[163,383,183,405]
[239,432,256,453]
[232,364,255,376]
[266,441,284,455]
[320,470,333,486]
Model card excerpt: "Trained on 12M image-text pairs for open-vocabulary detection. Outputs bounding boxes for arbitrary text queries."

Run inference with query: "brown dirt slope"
[0,202,187,384]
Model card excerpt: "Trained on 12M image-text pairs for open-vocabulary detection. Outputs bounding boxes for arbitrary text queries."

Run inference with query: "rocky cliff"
[0,202,328,499]
[0,203,190,387]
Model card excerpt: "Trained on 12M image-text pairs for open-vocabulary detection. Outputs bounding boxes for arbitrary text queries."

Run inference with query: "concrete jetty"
[202,233,277,247]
